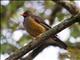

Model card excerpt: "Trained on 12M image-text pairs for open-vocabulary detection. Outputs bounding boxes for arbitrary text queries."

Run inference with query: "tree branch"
[21,39,57,60]
[20,36,67,60]
[52,0,79,15]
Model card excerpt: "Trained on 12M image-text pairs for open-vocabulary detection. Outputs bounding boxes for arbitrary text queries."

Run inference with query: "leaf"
[71,24,80,38]
[18,35,32,46]
[44,1,55,9]
[0,43,18,54]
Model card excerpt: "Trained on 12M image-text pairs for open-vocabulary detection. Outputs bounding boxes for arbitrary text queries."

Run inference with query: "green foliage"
[57,12,65,21]
[7,1,24,13]
[68,47,80,60]
[44,1,55,9]
[71,24,80,38]
[0,43,18,54]
[1,1,25,54]
[57,12,70,21]
[1,1,24,28]
[18,35,32,46]
[1,1,80,60]
[0,5,6,17]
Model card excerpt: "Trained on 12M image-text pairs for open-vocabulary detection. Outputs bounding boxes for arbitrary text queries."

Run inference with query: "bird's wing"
[32,15,51,30]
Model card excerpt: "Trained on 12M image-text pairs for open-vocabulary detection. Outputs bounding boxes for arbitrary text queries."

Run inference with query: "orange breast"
[23,16,46,37]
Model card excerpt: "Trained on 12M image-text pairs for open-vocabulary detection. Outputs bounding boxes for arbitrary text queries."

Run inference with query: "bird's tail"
[51,35,67,49]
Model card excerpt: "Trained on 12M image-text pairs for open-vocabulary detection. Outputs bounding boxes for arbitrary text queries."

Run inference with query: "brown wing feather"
[32,15,51,30]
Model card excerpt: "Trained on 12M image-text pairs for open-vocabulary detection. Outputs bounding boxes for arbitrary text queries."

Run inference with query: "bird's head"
[22,10,32,17]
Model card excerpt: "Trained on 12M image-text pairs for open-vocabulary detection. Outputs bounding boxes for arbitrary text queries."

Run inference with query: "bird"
[22,10,67,49]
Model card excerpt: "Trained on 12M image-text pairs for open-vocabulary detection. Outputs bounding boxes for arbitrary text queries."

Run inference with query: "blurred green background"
[0,0,80,60]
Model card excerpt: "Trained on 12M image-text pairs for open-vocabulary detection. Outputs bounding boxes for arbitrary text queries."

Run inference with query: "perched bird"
[22,10,67,49]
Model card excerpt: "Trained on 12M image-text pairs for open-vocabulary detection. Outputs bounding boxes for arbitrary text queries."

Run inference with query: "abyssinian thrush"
[22,10,67,49]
